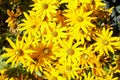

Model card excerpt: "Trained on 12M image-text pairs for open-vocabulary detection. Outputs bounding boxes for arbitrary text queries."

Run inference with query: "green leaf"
[0,56,9,70]
[116,5,120,13]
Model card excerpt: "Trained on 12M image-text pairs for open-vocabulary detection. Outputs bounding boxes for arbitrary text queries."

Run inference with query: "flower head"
[31,0,58,20]
[19,12,41,35]
[2,36,35,67]
[93,28,120,55]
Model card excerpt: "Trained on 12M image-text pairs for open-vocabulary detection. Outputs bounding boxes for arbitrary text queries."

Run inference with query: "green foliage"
[0,56,8,70]
[104,0,120,35]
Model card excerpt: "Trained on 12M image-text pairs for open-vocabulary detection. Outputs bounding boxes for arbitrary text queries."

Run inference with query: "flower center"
[77,16,84,22]
[83,54,88,60]
[102,40,109,45]
[31,25,36,29]
[67,48,74,55]
[15,49,24,56]
[18,36,22,41]
[43,48,50,54]
[42,3,48,9]
[66,66,72,70]
[52,31,58,37]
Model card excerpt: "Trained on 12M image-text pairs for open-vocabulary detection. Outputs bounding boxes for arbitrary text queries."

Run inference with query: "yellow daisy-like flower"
[19,12,41,35]
[45,22,68,43]
[56,58,80,80]
[79,51,96,68]
[2,36,35,67]
[64,7,96,33]
[31,0,58,20]
[26,37,59,73]
[26,42,53,73]
[6,10,21,28]
[56,38,84,62]
[93,28,120,55]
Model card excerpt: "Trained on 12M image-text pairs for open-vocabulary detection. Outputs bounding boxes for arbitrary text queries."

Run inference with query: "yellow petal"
[108,31,113,38]
[2,53,14,57]
[23,12,30,20]
[104,47,108,55]
[108,45,114,53]
[4,48,14,53]
[20,57,26,67]
[16,36,20,48]
[6,56,16,64]
[30,64,35,73]
[6,37,16,49]
[24,50,36,54]
[11,56,17,67]
[24,54,34,62]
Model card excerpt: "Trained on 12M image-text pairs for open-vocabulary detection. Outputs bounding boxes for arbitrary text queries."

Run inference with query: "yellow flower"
[6,10,21,29]
[74,45,97,70]
[93,28,120,55]
[79,51,96,68]
[2,36,35,67]
[56,58,80,80]
[56,38,84,62]
[64,7,96,33]
[26,38,59,73]
[19,12,41,35]
[28,10,52,34]
[31,0,58,20]
[45,22,68,43]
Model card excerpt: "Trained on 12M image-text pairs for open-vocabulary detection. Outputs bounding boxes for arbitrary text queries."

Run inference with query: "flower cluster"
[1,0,120,80]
